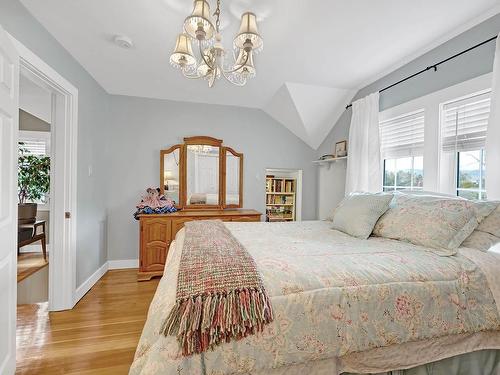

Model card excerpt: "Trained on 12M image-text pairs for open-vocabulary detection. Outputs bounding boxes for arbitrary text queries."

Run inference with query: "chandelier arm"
[198,40,216,70]
[221,69,246,86]
[181,68,204,80]
[221,52,249,74]
[208,69,216,87]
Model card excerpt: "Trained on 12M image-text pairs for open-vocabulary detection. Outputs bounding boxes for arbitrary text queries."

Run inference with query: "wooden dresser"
[137,209,261,281]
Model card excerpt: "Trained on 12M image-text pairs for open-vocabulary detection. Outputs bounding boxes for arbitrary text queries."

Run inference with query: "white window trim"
[379,73,492,195]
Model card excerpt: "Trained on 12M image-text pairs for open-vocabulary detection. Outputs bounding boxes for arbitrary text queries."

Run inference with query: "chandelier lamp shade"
[169,0,263,87]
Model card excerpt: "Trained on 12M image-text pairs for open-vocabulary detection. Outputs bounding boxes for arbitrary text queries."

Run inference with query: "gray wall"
[1,0,109,287]
[1,0,318,279]
[317,12,500,215]
[105,95,317,261]
[19,109,50,132]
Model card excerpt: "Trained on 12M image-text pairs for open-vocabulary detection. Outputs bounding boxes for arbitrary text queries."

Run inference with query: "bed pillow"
[475,204,500,237]
[461,230,500,252]
[373,193,479,256]
[460,202,500,251]
[331,192,393,239]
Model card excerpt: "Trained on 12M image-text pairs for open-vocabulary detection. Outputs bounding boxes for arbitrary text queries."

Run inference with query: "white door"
[0,24,19,375]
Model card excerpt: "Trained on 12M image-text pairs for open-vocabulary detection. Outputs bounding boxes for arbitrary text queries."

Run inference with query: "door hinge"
[65,212,71,219]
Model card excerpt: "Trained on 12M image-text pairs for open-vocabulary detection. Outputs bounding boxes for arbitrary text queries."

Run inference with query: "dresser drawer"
[231,216,261,222]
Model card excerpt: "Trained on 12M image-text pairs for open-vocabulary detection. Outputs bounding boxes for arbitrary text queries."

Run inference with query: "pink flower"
[395,294,412,317]
[331,305,345,321]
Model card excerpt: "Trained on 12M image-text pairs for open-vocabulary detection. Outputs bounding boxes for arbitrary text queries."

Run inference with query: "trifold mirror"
[160,136,243,209]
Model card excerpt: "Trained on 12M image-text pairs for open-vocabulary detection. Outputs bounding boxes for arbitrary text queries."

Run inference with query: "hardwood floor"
[18,252,48,283]
[16,269,160,374]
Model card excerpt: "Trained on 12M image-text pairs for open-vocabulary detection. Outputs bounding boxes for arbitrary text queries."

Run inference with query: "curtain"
[345,92,382,194]
[486,33,500,200]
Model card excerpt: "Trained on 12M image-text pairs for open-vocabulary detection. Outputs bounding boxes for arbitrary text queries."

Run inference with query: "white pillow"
[332,192,393,239]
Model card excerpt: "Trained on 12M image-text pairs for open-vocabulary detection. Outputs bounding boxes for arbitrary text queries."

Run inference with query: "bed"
[130,219,500,375]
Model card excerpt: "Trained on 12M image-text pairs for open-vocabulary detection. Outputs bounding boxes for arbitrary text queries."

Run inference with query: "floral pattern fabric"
[130,221,500,375]
[373,194,480,255]
[462,230,500,252]
[476,204,500,237]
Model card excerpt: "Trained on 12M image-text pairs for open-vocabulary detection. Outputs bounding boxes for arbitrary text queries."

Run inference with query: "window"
[380,110,424,191]
[457,150,486,200]
[18,130,51,205]
[383,156,423,191]
[441,90,490,200]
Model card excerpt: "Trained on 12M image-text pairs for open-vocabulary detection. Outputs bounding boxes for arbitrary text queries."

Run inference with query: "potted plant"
[18,142,50,224]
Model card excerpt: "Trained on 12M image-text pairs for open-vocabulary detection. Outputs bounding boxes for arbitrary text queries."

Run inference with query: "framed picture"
[335,140,347,157]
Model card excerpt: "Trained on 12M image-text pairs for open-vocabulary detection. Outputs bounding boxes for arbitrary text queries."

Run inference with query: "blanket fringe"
[160,287,274,356]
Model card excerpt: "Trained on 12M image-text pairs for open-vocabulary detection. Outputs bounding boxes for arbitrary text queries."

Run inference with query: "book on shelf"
[265,176,296,221]
[266,178,296,194]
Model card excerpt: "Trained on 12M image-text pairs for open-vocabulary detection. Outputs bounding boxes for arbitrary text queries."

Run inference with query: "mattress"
[130,221,500,375]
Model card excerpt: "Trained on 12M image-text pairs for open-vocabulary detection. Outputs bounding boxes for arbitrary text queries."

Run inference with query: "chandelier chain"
[214,0,221,33]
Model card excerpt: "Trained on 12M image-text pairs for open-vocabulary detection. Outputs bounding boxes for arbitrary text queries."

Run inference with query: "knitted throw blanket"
[160,220,274,356]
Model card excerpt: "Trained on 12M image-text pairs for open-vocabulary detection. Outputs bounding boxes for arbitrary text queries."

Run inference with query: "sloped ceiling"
[264,83,355,149]
[19,0,500,149]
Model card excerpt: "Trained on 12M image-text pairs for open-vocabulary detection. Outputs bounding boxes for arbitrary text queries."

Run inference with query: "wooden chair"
[18,220,47,260]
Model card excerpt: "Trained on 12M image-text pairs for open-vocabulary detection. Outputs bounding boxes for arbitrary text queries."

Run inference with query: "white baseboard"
[108,259,139,270]
[74,262,109,305]
[72,259,139,306]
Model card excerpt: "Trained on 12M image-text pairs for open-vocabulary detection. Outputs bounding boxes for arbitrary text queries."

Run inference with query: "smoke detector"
[114,35,134,49]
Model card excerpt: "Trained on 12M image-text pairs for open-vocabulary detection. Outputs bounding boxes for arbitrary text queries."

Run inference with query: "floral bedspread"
[130,221,500,375]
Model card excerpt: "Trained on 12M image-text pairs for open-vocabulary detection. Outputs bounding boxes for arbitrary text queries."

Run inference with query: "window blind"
[19,131,50,156]
[19,140,47,156]
[379,109,425,159]
[441,90,491,152]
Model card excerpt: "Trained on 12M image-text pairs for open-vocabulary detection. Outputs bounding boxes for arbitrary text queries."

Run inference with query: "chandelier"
[169,0,263,87]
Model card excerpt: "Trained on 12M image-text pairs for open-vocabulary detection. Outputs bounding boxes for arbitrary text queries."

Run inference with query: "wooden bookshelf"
[265,176,296,222]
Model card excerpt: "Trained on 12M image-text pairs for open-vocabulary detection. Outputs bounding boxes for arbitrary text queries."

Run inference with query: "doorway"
[17,71,52,305]
[11,35,79,312]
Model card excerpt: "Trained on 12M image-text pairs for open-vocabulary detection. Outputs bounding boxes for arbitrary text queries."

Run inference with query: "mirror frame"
[182,136,224,210]
[159,136,244,210]
[222,147,244,208]
[159,144,184,209]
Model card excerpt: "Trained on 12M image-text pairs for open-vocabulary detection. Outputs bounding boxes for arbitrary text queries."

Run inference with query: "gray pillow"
[373,193,479,256]
[461,230,500,252]
[460,201,500,251]
[332,193,393,239]
[475,203,500,237]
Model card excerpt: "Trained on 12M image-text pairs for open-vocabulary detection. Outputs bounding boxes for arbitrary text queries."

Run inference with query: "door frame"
[10,34,78,311]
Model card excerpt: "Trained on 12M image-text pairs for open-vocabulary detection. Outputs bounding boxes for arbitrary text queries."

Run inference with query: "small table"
[18,220,47,260]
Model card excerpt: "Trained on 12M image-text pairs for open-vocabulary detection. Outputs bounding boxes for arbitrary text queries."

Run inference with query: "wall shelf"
[312,156,347,169]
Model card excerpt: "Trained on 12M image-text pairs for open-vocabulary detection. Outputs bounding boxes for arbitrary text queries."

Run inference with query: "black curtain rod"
[345,35,498,110]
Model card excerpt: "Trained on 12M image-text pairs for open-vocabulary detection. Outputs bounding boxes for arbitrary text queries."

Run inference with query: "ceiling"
[20,0,500,148]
